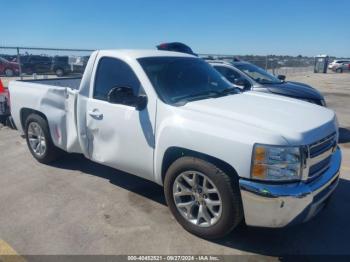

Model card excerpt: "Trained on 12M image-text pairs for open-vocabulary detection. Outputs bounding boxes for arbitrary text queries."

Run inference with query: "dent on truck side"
[8,53,101,155]
[75,51,99,159]
[10,82,72,150]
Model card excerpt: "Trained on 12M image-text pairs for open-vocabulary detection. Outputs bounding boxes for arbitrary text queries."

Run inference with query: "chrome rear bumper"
[239,147,341,227]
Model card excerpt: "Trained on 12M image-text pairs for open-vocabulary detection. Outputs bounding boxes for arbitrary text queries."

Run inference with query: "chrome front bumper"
[239,147,341,228]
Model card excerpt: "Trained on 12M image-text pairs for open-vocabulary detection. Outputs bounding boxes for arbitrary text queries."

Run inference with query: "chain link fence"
[0,46,339,88]
[0,46,94,87]
[199,53,315,76]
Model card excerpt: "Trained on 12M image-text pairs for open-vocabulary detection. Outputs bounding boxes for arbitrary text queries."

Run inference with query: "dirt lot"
[0,72,349,258]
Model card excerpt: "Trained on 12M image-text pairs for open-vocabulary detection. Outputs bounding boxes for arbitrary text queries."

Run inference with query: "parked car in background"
[51,56,71,77]
[0,57,20,77]
[71,56,90,74]
[21,55,52,75]
[328,59,350,70]
[9,49,341,239]
[209,60,326,106]
[333,62,350,73]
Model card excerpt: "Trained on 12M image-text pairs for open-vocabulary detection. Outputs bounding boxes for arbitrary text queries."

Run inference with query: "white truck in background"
[9,50,341,239]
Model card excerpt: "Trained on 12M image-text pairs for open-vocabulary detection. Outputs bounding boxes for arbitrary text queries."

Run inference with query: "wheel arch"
[161,146,239,184]
[20,108,48,132]
[4,67,14,75]
[55,67,65,74]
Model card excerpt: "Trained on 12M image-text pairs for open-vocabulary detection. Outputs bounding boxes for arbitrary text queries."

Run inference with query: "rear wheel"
[164,156,243,239]
[4,68,14,77]
[25,114,62,163]
[55,68,64,77]
[26,67,34,75]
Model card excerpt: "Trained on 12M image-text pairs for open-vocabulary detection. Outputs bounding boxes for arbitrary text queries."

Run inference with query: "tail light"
[0,78,4,94]
[0,78,10,112]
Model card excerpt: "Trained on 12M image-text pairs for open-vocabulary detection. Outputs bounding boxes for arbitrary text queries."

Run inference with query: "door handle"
[88,109,103,119]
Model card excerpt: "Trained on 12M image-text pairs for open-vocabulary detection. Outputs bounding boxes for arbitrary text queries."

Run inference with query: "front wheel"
[336,68,343,73]
[25,114,62,164]
[164,157,243,239]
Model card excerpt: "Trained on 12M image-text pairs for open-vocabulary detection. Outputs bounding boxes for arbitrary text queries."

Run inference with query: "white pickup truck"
[9,50,341,239]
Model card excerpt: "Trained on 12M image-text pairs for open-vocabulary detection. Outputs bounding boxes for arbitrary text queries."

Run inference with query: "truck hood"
[261,81,323,101]
[182,91,336,145]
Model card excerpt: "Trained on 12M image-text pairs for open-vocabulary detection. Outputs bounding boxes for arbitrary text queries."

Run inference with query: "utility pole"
[16,48,22,80]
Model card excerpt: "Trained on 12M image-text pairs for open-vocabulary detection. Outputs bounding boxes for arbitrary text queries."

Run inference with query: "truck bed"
[9,77,82,154]
[20,77,82,90]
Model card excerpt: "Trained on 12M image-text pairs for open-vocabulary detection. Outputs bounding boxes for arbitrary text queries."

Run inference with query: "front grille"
[309,132,336,158]
[307,132,336,181]
[309,155,331,180]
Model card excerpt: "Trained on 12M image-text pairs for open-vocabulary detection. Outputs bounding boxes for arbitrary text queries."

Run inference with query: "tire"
[4,68,14,77]
[26,67,34,75]
[336,68,343,73]
[164,156,243,239]
[25,114,62,164]
[55,68,64,77]
[0,115,6,125]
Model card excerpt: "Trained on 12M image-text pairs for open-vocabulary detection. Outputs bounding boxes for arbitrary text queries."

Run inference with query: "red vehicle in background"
[0,57,20,77]
[0,78,10,123]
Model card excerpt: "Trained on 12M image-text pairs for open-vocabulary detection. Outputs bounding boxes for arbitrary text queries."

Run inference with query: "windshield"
[234,63,282,84]
[138,57,237,104]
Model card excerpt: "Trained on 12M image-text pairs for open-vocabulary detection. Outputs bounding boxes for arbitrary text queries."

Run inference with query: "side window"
[42,57,51,63]
[214,66,241,82]
[214,66,229,76]
[94,57,141,101]
[214,65,251,89]
[226,68,241,80]
[29,57,37,62]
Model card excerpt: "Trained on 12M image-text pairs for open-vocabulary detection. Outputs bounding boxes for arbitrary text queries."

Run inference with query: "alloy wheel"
[27,122,47,157]
[173,171,222,227]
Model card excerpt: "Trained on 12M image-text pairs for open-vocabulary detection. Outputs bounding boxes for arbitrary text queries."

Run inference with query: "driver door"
[85,57,155,180]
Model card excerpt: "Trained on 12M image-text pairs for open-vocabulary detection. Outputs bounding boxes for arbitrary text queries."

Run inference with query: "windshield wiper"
[174,90,222,103]
[216,87,240,96]
[173,88,239,106]
[258,79,282,85]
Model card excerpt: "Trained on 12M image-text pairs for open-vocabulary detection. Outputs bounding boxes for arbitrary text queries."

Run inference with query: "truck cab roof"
[95,49,196,59]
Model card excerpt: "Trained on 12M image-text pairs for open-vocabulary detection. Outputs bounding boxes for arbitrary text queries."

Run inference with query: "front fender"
[154,103,287,185]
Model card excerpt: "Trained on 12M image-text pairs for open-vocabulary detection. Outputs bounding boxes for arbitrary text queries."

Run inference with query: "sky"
[1,0,349,57]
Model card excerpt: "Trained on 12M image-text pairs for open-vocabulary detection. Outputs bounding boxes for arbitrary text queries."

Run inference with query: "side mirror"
[135,95,148,111]
[232,77,251,90]
[277,75,286,81]
[233,77,246,86]
[107,87,148,111]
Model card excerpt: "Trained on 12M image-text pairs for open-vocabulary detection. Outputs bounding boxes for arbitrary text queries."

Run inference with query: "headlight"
[320,99,327,107]
[251,144,302,181]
